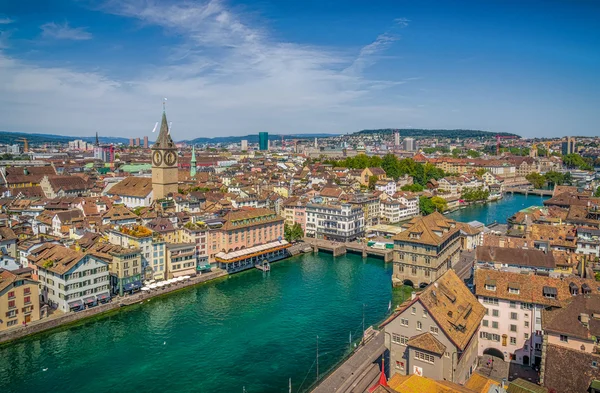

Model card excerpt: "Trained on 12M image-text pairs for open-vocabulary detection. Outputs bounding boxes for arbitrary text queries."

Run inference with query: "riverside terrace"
[214,239,291,273]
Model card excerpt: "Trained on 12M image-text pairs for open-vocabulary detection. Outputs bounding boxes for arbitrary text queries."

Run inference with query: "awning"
[197,264,211,271]
[84,296,96,304]
[173,268,196,278]
[96,292,110,301]
[123,280,142,291]
[543,286,558,296]
[68,300,83,308]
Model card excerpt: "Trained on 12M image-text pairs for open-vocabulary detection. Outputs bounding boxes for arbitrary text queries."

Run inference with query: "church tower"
[190,146,197,178]
[152,108,178,200]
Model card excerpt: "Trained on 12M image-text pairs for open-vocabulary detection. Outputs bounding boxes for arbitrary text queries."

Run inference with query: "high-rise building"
[403,137,416,152]
[152,109,179,200]
[241,140,248,151]
[562,137,575,155]
[259,132,269,151]
[136,137,141,147]
[129,138,134,147]
[143,136,149,149]
[394,131,400,146]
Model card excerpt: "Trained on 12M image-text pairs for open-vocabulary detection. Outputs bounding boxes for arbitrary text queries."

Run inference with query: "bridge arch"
[403,279,415,288]
[419,282,429,289]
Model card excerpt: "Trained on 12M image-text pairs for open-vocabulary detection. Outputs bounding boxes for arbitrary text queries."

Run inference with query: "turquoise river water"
[0,194,547,393]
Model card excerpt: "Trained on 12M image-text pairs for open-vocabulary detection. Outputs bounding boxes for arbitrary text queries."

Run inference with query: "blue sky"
[0,0,599,139]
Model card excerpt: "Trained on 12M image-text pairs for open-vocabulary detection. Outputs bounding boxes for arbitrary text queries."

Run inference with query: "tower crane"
[16,138,29,153]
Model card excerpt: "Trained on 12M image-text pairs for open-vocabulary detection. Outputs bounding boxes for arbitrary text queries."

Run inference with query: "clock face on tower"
[164,151,177,166]
[152,151,163,166]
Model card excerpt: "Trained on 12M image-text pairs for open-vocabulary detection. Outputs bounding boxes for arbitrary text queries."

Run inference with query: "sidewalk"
[311,331,385,393]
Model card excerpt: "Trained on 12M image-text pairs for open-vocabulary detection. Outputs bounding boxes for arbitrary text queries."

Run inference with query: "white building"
[105,177,153,208]
[375,180,396,196]
[31,244,110,312]
[396,192,419,218]
[305,203,365,242]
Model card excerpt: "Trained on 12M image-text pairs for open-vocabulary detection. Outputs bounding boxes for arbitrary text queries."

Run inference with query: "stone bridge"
[304,238,394,262]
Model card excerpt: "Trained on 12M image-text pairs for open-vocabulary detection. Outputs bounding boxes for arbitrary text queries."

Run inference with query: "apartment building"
[474,269,600,369]
[392,212,462,288]
[283,198,307,231]
[108,226,158,280]
[0,269,40,330]
[89,243,143,296]
[382,270,485,384]
[396,192,419,218]
[305,203,364,242]
[180,222,210,270]
[166,243,197,278]
[347,194,380,226]
[30,243,110,312]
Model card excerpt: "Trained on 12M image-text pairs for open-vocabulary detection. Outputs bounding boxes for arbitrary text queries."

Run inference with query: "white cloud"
[0,1,416,138]
[0,16,14,25]
[40,22,93,40]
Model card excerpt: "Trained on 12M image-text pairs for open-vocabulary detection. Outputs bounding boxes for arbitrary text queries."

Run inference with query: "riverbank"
[0,269,227,345]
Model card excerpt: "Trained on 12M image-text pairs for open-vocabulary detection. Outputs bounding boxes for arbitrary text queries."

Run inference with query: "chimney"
[581,313,590,327]
[411,291,417,300]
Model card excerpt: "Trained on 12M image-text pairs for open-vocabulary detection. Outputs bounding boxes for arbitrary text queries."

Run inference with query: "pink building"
[283,198,306,231]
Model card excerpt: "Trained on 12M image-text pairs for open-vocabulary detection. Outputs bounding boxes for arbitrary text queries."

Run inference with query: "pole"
[362,303,365,344]
[316,335,319,381]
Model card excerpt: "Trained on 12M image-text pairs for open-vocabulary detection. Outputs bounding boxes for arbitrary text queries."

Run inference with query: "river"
[0,194,547,393]
[446,193,549,225]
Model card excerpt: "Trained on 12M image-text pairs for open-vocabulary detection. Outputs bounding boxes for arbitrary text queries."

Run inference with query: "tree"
[595,186,600,198]
[382,154,401,180]
[461,187,490,202]
[401,183,424,192]
[526,172,546,189]
[467,150,480,158]
[563,153,593,170]
[419,196,435,215]
[475,168,487,176]
[368,175,379,190]
[545,171,570,186]
[431,196,448,213]
[284,223,304,242]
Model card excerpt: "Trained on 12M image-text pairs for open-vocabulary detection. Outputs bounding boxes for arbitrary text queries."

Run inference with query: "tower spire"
[95,131,99,146]
[190,146,197,177]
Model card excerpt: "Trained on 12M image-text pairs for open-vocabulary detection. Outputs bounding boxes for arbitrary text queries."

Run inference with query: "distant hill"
[0,131,131,145]
[183,133,339,144]
[354,129,520,139]
[0,130,337,146]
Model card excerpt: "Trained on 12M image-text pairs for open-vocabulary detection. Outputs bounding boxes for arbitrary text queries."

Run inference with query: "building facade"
[305,203,365,242]
[151,110,179,200]
[0,269,40,330]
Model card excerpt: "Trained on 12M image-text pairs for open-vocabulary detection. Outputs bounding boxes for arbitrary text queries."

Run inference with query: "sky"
[0,0,599,139]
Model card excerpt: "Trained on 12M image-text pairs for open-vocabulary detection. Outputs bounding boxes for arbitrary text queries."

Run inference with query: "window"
[510,325,517,332]
[411,307,416,315]
[423,310,428,318]
[510,312,518,320]
[392,333,402,344]
[400,318,409,326]
[483,297,499,305]
[525,321,529,328]
[415,351,435,364]
[485,308,489,315]
[560,335,568,343]
[417,321,422,330]
[8,300,15,309]
[524,333,529,340]
[483,320,489,327]
[8,291,15,299]
[7,320,17,327]
[509,301,516,308]
[395,360,405,370]
[492,321,499,329]
[485,284,496,291]
[24,296,31,304]
[509,288,520,295]
[23,287,31,295]
[535,343,542,350]
[492,309,499,317]
[430,326,439,335]
[510,337,517,345]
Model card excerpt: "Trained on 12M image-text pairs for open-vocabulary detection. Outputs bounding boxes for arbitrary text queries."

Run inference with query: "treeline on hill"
[321,153,445,187]
[0,131,130,145]
[354,129,520,139]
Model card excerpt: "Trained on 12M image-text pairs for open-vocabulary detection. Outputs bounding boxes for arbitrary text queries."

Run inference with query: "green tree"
[431,196,448,213]
[401,183,424,192]
[475,168,487,176]
[467,150,480,158]
[460,187,490,202]
[368,175,379,190]
[419,196,435,215]
[537,146,548,157]
[284,223,304,242]
[545,171,570,186]
[526,172,546,189]
[382,154,401,180]
[563,153,593,170]
[595,186,600,198]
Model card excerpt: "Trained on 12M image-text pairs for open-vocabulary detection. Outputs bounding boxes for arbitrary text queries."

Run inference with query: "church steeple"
[190,146,197,177]
[95,131,99,146]
[153,109,175,150]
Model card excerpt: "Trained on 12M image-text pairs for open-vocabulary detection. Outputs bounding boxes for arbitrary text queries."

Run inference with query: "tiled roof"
[543,344,600,393]
[474,269,600,307]
[476,246,556,269]
[542,294,600,340]
[29,243,87,275]
[407,332,446,356]
[387,374,477,393]
[393,212,461,246]
[107,177,152,198]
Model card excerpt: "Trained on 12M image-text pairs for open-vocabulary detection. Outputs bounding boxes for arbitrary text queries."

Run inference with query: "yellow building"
[166,243,197,278]
[0,269,40,330]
